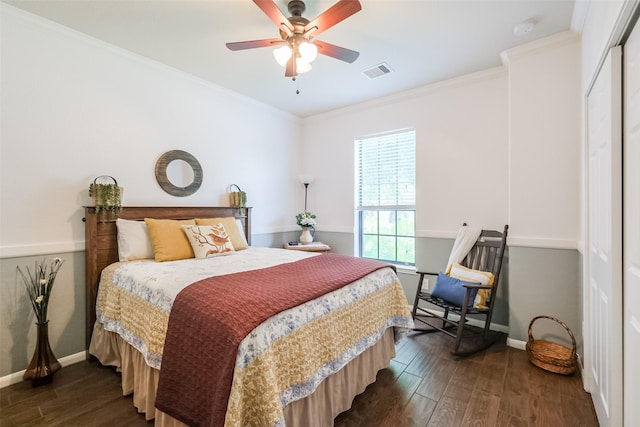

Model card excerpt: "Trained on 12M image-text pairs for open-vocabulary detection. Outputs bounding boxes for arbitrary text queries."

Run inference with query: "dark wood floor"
[1,331,599,427]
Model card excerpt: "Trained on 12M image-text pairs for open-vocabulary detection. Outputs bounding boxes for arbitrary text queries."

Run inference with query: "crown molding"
[500,30,580,65]
[305,66,506,123]
[570,0,590,34]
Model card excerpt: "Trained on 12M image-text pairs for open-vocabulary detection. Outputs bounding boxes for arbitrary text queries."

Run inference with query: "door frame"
[622,11,640,426]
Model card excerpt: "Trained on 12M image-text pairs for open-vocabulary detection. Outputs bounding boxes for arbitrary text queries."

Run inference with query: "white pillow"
[116,218,154,261]
[181,224,236,258]
[236,219,245,238]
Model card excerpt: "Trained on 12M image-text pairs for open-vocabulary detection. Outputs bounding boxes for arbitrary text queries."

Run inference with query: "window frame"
[355,128,416,266]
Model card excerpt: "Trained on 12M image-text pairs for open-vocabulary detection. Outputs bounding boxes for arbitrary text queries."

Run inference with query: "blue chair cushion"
[430,272,480,308]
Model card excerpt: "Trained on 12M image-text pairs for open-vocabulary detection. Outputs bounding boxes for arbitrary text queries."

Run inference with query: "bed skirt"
[89,322,396,426]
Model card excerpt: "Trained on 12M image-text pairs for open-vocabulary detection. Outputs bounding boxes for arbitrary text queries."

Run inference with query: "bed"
[84,206,414,426]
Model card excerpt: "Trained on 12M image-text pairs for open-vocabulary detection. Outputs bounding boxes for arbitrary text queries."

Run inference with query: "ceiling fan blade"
[314,40,360,63]
[303,0,362,37]
[285,56,296,77]
[253,0,294,35]
[226,38,285,51]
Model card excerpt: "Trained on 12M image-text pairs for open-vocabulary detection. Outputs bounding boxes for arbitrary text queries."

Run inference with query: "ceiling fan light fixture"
[296,58,312,74]
[227,0,362,79]
[298,41,318,63]
[273,45,292,67]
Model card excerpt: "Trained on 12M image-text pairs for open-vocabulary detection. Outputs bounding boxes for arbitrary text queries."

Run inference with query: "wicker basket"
[526,315,577,375]
[89,175,123,214]
[229,184,246,208]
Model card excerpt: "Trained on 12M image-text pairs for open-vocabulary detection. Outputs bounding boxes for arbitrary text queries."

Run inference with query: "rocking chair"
[412,224,508,356]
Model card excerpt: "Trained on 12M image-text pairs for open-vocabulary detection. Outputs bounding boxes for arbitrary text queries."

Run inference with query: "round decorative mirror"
[166,159,194,187]
[155,150,203,197]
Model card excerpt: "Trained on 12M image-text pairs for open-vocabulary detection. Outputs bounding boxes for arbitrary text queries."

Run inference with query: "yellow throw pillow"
[195,217,248,251]
[182,224,235,258]
[144,218,196,262]
[448,263,495,309]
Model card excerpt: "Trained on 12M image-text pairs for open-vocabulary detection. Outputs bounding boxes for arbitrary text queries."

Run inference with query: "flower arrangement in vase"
[17,258,64,385]
[296,211,316,244]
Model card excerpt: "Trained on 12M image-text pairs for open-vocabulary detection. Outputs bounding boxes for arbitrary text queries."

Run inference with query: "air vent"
[362,63,393,79]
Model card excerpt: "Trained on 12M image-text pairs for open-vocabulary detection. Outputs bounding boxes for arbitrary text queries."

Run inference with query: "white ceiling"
[3,0,576,117]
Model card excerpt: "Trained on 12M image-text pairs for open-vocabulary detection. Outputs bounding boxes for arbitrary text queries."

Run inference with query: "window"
[356,129,416,265]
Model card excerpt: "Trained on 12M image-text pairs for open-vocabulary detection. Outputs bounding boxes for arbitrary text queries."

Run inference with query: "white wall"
[0,4,302,260]
[303,30,581,250]
[302,68,510,240]
[504,31,581,249]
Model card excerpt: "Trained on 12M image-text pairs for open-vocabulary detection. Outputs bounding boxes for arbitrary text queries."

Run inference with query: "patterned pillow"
[195,217,248,250]
[448,263,495,309]
[144,218,196,262]
[182,224,235,258]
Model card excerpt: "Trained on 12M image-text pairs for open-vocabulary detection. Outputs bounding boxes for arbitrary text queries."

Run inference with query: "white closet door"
[586,46,623,427]
[624,18,640,427]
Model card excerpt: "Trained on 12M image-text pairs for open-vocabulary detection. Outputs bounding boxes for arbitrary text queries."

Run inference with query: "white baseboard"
[0,350,86,389]
[507,337,527,350]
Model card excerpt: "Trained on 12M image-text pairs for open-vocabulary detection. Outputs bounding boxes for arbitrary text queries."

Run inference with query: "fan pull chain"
[293,76,301,95]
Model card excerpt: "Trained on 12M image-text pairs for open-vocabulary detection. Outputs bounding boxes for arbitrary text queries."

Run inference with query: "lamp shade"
[296,59,312,74]
[299,41,318,63]
[273,45,292,67]
[299,175,314,185]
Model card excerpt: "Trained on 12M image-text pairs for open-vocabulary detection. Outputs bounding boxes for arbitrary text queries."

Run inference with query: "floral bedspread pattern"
[226,270,412,427]
[95,247,317,368]
[93,248,414,427]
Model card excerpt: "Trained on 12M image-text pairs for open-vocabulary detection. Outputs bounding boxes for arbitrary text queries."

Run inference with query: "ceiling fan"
[226,0,362,79]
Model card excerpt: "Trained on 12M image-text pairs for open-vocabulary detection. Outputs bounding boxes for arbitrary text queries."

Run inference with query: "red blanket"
[155,254,393,427]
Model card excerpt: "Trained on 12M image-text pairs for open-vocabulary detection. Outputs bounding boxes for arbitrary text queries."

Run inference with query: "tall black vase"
[23,321,61,386]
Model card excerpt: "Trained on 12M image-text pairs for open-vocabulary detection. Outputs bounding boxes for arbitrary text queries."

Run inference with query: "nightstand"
[284,242,331,253]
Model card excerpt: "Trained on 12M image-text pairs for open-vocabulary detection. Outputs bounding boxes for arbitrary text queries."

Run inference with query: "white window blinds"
[356,129,416,210]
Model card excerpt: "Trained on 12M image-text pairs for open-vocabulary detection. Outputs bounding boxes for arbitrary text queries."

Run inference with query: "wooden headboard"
[83,206,252,352]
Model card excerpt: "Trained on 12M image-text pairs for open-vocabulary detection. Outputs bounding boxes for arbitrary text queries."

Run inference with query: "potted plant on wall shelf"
[89,175,123,217]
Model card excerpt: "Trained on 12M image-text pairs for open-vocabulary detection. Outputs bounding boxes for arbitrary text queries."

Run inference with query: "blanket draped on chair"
[446,224,482,273]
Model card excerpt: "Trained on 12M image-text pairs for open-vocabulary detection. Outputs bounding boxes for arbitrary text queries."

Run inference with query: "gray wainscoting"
[0,234,582,379]
[508,246,582,356]
[250,231,300,248]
